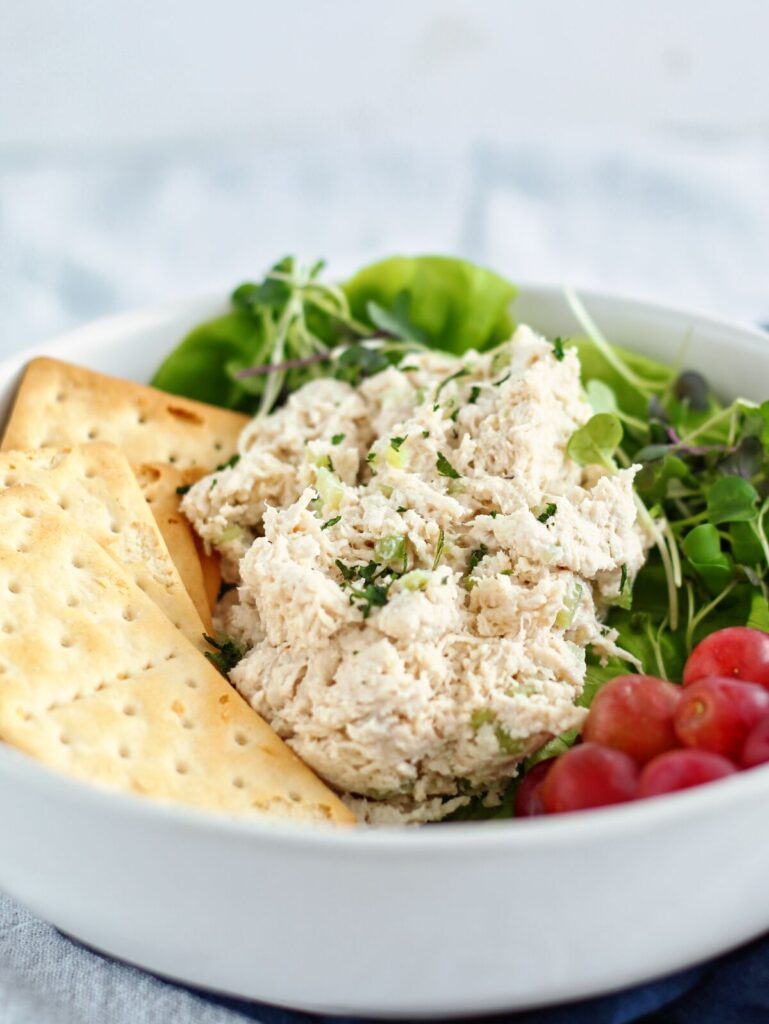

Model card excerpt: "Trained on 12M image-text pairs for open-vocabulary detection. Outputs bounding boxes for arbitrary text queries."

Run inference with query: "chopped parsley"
[215,453,240,471]
[331,433,345,445]
[175,483,192,496]
[436,452,461,479]
[488,510,499,519]
[434,367,470,401]
[468,544,489,571]
[396,505,408,514]
[203,634,245,677]
[321,515,342,530]
[552,336,566,361]
[492,372,511,387]
[468,385,481,405]
[390,436,407,451]
[432,527,446,570]
[334,558,405,619]
[620,564,628,593]
[422,430,430,438]
[537,503,557,524]
[365,452,377,464]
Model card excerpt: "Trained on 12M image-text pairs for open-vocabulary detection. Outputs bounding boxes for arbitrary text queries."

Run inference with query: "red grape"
[639,749,737,798]
[514,758,554,817]
[540,743,639,814]
[583,674,682,764]
[684,627,769,689]
[740,715,769,769]
[674,676,769,758]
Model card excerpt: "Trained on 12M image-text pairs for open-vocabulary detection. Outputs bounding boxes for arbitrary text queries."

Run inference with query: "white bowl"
[0,286,767,1018]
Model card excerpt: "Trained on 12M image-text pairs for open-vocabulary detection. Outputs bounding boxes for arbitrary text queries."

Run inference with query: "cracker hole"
[167,406,204,426]
[165,651,177,661]
[56,392,66,403]
[2,622,13,634]
[137,414,148,425]
[289,791,302,803]
[60,733,71,746]
[116,671,129,682]
[60,636,73,648]
[87,429,98,440]
[58,498,70,511]
[143,660,154,671]
[232,777,245,789]
[185,678,198,689]
[20,507,34,519]
[7,581,20,594]
[122,608,136,622]
[84,468,96,480]
[181,718,193,730]
[66,595,79,608]
[72,557,84,569]
[175,761,189,775]
[17,543,29,554]
[168,454,178,464]
[122,703,137,717]
[95,682,106,692]
[234,732,247,747]
[214,441,223,452]
[3,475,16,486]
[109,522,121,535]
[118,745,130,759]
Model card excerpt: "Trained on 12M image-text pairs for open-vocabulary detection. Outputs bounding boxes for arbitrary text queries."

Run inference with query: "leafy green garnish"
[343,255,517,355]
[567,413,623,469]
[203,634,246,677]
[331,433,345,445]
[389,436,407,452]
[552,336,565,361]
[321,515,342,531]
[176,483,192,496]
[436,452,461,479]
[154,255,509,416]
[706,477,759,524]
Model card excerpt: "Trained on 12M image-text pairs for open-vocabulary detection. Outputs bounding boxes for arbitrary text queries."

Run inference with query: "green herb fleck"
[436,452,461,479]
[390,436,407,452]
[432,527,446,570]
[551,336,565,361]
[215,453,241,472]
[365,452,377,464]
[175,483,192,496]
[331,433,345,445]
[537,503,557,524]
[492,372,511,387]
[468,385,481,404]
[321,516,342,531]
[203,634,245,677]
[435,367,471,402]
[468,544,489,571]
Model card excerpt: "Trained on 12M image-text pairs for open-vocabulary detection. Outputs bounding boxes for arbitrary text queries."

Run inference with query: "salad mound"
[155,255,769,821]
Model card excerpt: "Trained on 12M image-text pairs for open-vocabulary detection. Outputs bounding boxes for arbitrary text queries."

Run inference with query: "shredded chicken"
[184,325,646,822]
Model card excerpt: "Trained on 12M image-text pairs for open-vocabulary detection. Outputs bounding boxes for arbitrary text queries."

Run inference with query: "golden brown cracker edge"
[1,357,249,472]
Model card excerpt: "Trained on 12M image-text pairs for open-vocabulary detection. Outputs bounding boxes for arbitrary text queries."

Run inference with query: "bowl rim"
[1,281,767,854]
